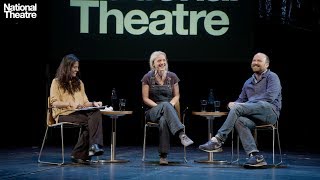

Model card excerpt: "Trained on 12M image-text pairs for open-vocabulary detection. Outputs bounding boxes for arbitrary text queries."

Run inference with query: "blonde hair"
[149,51,169,71]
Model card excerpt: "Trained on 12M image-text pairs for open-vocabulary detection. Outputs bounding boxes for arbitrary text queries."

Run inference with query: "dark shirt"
[141,70,180,103]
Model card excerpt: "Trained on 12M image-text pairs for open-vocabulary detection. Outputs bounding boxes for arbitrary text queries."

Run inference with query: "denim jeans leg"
[160,102,184,135]
[235,116,258,155]
[216,101,277,143]
[146,102,184,154]
[158,116,170,154]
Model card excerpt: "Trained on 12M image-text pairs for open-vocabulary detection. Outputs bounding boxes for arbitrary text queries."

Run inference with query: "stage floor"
[1,145,320,179]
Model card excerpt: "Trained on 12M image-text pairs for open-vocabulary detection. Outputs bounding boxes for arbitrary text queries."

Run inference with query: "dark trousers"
[59,109,104,159]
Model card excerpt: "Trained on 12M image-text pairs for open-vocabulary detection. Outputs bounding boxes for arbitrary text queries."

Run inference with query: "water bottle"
[111,88,118,110]
[207,89,215,112]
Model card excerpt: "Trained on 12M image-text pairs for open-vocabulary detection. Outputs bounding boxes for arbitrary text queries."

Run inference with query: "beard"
[251,65,261,72]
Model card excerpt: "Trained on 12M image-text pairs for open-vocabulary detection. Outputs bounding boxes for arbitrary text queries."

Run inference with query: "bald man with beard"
[199,52,282,168]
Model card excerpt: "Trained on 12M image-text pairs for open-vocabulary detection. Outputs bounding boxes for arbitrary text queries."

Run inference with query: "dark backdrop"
[2,0,319,154]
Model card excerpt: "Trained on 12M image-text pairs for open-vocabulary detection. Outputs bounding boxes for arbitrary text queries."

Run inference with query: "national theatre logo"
[3,3,37,19]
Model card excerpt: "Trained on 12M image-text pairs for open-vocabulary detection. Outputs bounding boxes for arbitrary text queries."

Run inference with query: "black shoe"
[89,144,104,157]
[199,140,222,153]
[71,156,91,165]
[243,154,267,168]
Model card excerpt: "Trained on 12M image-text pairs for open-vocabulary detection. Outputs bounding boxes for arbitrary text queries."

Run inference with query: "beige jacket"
[50,78,89,122]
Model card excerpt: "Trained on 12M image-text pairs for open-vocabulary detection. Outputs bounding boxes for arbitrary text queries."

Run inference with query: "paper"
[100,106,114,112]
[75,106,106,111]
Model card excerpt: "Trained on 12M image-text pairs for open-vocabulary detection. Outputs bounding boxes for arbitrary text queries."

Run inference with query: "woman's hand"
[68,102,84,109]
[92,101,102,107]
[76,104,85,109]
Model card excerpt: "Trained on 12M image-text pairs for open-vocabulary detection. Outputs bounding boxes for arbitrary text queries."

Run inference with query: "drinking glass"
[200,100,208,112]
[119,99,126,111]
[214,100,221,112]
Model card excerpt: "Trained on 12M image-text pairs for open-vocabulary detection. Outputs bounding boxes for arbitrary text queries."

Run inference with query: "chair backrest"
[47,97,55,126]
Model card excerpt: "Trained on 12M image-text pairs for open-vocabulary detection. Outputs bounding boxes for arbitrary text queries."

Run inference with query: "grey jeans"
[146,102,184,154]
[216,101,278,155]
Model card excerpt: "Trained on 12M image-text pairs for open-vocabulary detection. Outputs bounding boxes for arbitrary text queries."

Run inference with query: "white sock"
[211,137,218,143]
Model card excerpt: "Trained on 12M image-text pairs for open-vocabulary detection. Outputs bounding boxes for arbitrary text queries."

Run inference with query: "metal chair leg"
[38,125,65,165]
[231,129,240,164]
[232,125,282,166]
[183,126,188,163]
[275,127,283,166]
[38,124,82,166]
[38,127,52,164]
[142,124,147,161]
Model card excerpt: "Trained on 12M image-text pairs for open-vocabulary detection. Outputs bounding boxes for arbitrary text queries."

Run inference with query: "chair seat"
[146,122,160,127]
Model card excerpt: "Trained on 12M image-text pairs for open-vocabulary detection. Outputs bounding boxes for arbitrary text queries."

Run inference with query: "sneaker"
[244,154,267,168]
[198,140,222,152]
[88,144,104,157]
[180,134,194,147]
[159,157,168,165]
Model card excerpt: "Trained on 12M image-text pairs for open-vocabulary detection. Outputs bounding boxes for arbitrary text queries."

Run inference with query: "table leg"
[195,118,227,164]
[99,117,129,163]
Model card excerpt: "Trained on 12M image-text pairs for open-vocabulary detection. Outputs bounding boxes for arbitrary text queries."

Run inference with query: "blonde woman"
[141,51,193,165]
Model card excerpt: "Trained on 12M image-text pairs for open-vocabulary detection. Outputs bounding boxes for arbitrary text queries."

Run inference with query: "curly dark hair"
[55,54,81,95]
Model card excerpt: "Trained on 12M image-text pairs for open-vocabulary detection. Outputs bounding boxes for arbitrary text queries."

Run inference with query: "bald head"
[254,53,269,64]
